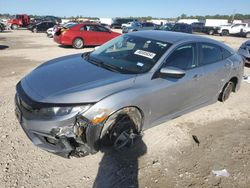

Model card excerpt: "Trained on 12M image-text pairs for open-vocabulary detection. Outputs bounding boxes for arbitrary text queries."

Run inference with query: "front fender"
[82,87,151,129]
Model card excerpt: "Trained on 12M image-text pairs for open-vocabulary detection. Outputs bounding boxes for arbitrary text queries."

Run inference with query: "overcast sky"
[1,0,250,18]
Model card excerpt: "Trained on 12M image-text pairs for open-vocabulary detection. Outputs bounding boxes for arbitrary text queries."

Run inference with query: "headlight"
[38,105,92,117]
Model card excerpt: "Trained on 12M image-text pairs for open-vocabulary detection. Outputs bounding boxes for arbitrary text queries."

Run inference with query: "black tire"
[218,81,234,102]
[33,28,38,33]
[208,30,214,35]
[11,24,18,30]
[221,30,229,36]
[246,32,250,38]
[132,29,138,32]
[73,38,84,49]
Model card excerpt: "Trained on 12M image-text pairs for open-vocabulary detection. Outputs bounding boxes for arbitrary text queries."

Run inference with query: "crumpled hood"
[21,53,136,104]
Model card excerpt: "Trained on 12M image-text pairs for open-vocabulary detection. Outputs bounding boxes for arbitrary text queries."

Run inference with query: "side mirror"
[159,66,186,78]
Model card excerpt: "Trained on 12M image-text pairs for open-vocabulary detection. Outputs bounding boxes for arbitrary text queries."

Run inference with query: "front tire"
[246,32,250,38]
[107,114,140,151]
[218,81,234,102]
[208,30,214,35]
[33,28,38,33]
[11,24,18,30]
[73,38,84,49]
[221,30,229,36]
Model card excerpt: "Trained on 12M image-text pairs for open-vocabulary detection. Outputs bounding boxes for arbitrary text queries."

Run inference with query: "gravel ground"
[0,30,250,188]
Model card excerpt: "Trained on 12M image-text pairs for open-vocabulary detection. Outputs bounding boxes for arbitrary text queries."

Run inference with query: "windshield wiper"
[84,54,136,74]
[88,56,122,72]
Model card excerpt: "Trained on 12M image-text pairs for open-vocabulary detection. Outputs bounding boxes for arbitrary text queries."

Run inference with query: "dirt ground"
[0,30,250,188]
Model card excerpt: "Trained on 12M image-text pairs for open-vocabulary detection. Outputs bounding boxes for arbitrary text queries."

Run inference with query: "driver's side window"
[164,43,197,70]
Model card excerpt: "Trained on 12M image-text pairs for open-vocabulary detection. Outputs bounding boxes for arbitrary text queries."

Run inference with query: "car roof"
[127,30,232,49]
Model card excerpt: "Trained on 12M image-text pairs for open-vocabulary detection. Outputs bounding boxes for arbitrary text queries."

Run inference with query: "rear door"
[80,25,100,45]
[198,43,232,99]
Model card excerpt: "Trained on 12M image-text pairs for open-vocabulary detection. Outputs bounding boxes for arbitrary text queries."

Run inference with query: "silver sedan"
[15,31,244,158]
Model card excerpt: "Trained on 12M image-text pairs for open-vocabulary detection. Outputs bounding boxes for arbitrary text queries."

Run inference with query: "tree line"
[1,13,250,21]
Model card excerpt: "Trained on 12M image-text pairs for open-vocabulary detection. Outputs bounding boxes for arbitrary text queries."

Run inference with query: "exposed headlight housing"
[38,105,92,117]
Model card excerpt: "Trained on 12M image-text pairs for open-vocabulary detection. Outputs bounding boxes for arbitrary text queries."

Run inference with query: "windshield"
[87,35,171,74]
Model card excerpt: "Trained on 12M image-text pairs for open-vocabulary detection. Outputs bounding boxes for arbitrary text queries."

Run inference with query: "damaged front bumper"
[15,95,103,158]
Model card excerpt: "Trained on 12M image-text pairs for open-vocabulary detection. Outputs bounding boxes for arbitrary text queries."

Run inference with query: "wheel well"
[229,77,238,92]
[99,106,144,139]
[72,37,84,44]
[222,29,229,32]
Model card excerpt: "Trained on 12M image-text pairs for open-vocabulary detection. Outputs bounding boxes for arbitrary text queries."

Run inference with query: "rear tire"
[218,81,234,102]
[73,38,84,49]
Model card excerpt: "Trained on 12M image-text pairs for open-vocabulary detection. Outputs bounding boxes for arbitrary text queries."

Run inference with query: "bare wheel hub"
[113,130,137,151]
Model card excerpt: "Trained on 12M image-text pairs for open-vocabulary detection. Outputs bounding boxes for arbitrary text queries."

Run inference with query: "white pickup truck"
[217,23,250,36]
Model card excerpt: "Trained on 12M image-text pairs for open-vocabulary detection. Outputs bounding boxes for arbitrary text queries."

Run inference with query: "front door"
[149,43,206,124]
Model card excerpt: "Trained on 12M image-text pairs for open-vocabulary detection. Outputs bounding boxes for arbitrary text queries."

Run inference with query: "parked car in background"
[100,23,110,29]
[122,22,156,33]
[111,18,137,28]
[7,14,30,29]
[238,40,250,65]
[191,22,205,32]
[121,21,141,28]
[158,23,192,34]
[218,23,250,36]
[0,22,5,32]
[42,16,62,24]
[157,23,175,31]
[170,23,193,34]
[47,25,59,38]
[15,31,244,158]
[54,22,120,49]
[29,21,56,33]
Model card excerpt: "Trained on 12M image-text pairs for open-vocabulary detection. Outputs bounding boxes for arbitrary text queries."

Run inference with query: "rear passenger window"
[201,43,222,65]
[222,48,232,59]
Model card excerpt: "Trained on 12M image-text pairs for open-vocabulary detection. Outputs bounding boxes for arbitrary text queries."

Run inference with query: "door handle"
[193,74,202,80]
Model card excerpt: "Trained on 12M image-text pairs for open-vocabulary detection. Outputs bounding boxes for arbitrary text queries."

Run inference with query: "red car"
[54,22,120,49]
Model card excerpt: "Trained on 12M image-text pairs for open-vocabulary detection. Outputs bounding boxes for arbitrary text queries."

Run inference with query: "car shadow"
[93,137,147,188]
[0,45,9,50]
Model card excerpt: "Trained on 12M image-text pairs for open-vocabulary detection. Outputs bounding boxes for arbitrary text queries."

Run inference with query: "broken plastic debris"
[243,75,250,83]
[212,169,230,177]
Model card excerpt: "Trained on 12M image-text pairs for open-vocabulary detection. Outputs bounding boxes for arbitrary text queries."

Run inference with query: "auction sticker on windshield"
[134,50,156,59]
